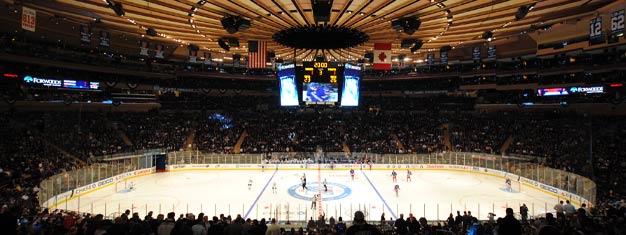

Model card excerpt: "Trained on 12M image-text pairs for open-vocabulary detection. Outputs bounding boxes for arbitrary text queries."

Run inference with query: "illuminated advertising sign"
[569,86,604,94]
[23,75,62,87]
[63,80,100,90]
[537,87,568,96]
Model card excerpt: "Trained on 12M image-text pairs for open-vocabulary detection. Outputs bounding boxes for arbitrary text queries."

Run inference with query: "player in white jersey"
[272,182,277,194]
[128,181,135,191]
[248,179,253,190]
[323,179,328,192]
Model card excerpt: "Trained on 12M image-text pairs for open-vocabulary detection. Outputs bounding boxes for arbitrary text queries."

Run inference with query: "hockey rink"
[52,168,560,221]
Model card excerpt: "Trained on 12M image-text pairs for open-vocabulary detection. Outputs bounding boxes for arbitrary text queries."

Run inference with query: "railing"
[38,151,595,221]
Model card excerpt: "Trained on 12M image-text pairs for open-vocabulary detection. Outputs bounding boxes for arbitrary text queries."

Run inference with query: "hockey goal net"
[115,180,129,193]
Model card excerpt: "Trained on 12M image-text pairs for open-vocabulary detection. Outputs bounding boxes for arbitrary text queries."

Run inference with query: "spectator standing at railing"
[563,200,577,221]
[335,217,347,235]
[346,211,381,235]
[265,218,280,235]
[497,208,521,235]
[157,212,176,235]
[554,201,565,219]
[394,213,408,235]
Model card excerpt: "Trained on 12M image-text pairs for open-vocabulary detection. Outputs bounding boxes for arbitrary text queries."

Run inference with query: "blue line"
[244,168,278,218]
[360,170,397,219]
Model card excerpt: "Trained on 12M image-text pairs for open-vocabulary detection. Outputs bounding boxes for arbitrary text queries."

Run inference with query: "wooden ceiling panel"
[2,0,615,61]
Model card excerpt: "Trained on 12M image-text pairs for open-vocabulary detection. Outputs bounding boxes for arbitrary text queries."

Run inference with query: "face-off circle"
[287,182,351,201]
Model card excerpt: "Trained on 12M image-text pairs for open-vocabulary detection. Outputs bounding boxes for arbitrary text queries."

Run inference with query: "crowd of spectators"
[2,101,626,234]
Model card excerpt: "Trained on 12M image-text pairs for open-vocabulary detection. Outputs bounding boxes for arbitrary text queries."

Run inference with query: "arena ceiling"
[0,0,618,62]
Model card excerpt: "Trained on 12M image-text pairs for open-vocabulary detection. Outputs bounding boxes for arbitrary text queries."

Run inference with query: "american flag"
[247,40,267,68]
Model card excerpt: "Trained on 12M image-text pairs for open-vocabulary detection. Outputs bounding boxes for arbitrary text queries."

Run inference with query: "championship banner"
[189,48,198,62]
[79,25,92,44]
[427,53,435,65]
[21,6,36,32]
[487,46,497,59]
[611,9,625,35]
[203,52,211,64]
[99,31,110,48]
[373,43,392,70]
[472,46,481,61]
[155,44,165,58]
[440,51,448,65]
[139,40,149,56]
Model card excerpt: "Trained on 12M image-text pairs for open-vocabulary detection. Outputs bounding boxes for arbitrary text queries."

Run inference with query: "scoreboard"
[277,61,361,107]
[300,62,342,105]
[302,62,341,84]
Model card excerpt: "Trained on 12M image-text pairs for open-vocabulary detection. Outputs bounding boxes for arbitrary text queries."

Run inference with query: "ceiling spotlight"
[197,0,207,5]
[482,30,493,41]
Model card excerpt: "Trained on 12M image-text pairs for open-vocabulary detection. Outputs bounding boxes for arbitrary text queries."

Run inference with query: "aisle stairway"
[500,135,515,154]
[180,120,199,150]
[233,130,249,154]
[442,123,452,151]
[390,134,405,153]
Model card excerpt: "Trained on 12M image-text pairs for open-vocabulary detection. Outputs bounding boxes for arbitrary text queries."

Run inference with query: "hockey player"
[311,194,318,209]
[272,182,277,194]
[302,178,308,192]
[323,179,328,192]
[406,170,412,182]
[350,168,355,181]
[392,170,398,182]
[248,179,253,190]
[505,178,512,192]
[394,184,400,197]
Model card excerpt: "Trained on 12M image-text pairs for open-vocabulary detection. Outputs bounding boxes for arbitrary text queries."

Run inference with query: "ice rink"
[53,168,560,221]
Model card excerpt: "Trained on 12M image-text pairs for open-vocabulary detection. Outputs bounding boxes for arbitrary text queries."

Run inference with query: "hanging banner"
[189,48,198,62]
[79,25,92,44]
[99,31,110,48]
[611,9,625,35]
[427,53,435,65]
[203,52,211,64]
[139,40,149,56]
[472,46,481,61]
[21,6,36,32]
[155,44,165,59]
[440,51,448,65]
[590,16,603,39]
[487,46,497,59]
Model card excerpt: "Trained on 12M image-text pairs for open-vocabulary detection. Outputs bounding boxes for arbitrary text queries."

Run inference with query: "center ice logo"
[287,182,351,201]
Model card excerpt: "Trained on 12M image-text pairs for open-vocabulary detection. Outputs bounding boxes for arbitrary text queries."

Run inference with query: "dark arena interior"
[1,0,626,234]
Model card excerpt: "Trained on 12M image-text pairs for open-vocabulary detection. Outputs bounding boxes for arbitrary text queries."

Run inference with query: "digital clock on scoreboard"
[302,62,340,83]
[300,62,341,105]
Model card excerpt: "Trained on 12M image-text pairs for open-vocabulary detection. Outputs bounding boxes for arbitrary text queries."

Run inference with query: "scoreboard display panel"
[300,62,342,105]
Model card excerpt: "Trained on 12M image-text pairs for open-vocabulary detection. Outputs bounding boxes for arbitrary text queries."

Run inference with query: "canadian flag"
[373,43,392,70]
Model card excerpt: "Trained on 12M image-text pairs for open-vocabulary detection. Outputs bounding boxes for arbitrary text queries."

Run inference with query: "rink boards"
[43,164,590,221]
